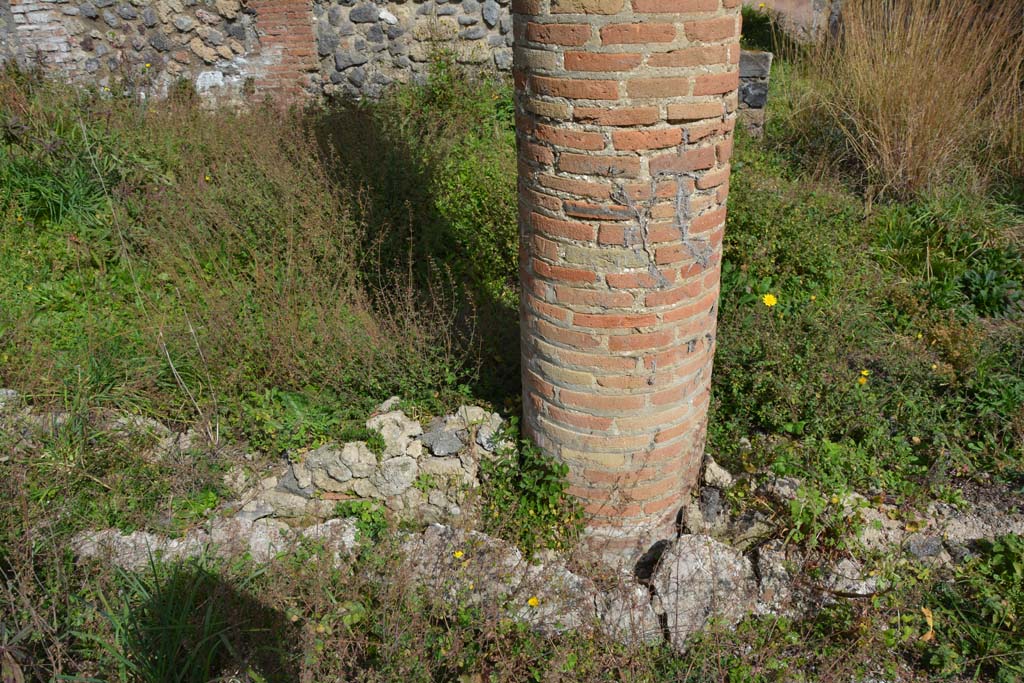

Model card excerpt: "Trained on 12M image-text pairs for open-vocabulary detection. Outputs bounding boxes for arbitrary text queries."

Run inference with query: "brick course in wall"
[514,0,740,561]
[248,0,317,99]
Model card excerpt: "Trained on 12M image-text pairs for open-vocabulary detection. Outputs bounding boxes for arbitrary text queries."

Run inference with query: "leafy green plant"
[924,535,1024,680]
[334,500,387,542]
[784,485,863,552]
[0,622,30,683]
[239,388,364,459]
[81,558,231,683]
[479,419,582,555]
[336,425,386,458]
[413,473,438,494]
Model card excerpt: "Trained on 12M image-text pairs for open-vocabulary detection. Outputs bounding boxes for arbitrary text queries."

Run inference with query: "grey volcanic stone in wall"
[481,0,498,27]
[738,50,773,136]
[10,0,514,104]
[349,3,378,22]
[739,50,771,78]
[316,0,513,99]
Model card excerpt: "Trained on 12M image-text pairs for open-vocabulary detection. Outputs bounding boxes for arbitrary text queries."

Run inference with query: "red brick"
[655,419,693,443]
[651,384,686,406]
[684,16,738,42]
[626,476,678,502]
[535,123,607,150]
[531,75,619,100]
[696,165,730,190]
[615,404,690,430]
[539,174,613,199]
[693,71,739,96]
[633,0,718,10]
[643,493,682,516]
[562,203,630,223]
[662,290,719,322]
[536,318,601,348]
[654,244,689,265]
[547,405,614,432]
[608,329,674,351]
[628,77,691,98]
[582,468,659,486]
[606,270,673,288]
[524,369,556,400]
[526,22,592,46]
[717,137,734,162]
[645,279,705,306]
[512,0,542,12]
[540,343,638,371]
[551,0,625,13]
[523,141,555,165]
[612,128,683,151]
[524,187,564,213]
[533,259,599,284]
[648,45,728,68]
[554,286,635,307]
[561,389,646,412]
[601,23,676,44]
[690,206,727,233]
[666,101,724,121]
[573,106,661,126]
[573,312,658,329]
[558,152,641,177]
[598,224,627,245]
[648,146,716,174]
[564,52,644,72]
[686,120,723,142]
[528,296,573,323]
[532,212,597,241]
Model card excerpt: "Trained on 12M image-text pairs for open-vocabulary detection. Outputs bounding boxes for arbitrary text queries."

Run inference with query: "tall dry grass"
[795,0,1024,198]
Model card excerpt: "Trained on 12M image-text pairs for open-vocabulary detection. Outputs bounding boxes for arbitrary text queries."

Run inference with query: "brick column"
[514,0,740,560]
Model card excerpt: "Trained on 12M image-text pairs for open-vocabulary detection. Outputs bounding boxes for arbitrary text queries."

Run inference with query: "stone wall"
[1,0,770,119]
[745,0,839,40]
[1,0,275,104]
[311,0,513,98]
[737,47,769,134]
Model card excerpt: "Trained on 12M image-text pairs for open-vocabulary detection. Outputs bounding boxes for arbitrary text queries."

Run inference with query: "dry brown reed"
[795,0,1024,198]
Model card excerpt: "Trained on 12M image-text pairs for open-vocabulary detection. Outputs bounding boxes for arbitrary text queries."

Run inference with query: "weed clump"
[777,0,1024,198]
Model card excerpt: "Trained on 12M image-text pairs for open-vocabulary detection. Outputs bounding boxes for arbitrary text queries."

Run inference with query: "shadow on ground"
[311,97,522,407]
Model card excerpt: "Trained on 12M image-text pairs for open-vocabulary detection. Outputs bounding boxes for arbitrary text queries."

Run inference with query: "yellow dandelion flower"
[809,294,816,301]
[858,376,868,385]
[16,214,23,223]
[860,369,870,377]
[762,293,778,307]
[759,2,766,7]
[527,596,540,607]
[453,550,464,559]
[204,174,211,181]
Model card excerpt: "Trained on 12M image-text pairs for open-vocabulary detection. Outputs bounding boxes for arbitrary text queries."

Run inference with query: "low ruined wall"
[0,0,769,121]
[312,0,512,99]
[1,0,275,104]
[743,0,839,40]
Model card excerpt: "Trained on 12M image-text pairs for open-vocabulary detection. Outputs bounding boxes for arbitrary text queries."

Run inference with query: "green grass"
[1,39,1023,681]
[710,130,1023,503]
